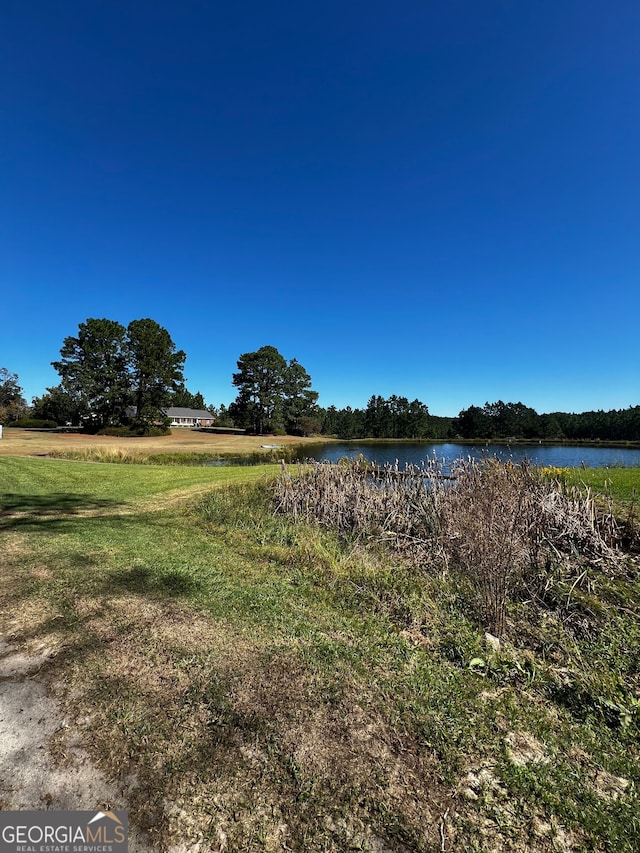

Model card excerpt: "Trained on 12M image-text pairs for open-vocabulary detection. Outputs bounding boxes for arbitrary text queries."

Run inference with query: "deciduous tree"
[0,368,27,423]
[31,385,84,426]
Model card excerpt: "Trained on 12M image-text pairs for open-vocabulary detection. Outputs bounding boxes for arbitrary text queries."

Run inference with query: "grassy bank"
[1,456,639,851]
[578,466,640,502]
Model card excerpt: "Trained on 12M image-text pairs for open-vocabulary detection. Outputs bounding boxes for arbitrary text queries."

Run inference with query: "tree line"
[319,396,452,440]
[1,319,639,441]
[453,400,640,442]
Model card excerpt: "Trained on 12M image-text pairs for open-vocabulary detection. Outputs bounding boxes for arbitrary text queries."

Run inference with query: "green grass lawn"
[1,457,639,851]
[579,465,640,502]
[0,455,273,500]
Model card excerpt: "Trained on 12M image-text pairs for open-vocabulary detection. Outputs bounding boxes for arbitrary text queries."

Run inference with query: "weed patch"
[274,458,622,636]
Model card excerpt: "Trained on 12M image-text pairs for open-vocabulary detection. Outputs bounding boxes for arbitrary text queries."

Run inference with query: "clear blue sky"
[2,1,639,416]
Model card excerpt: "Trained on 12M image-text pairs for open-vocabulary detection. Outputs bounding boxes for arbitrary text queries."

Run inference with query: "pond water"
[297,441,640,470]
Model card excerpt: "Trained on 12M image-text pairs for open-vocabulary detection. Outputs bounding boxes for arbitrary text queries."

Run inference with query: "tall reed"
[273,457,617,635]
[274,456,441,560]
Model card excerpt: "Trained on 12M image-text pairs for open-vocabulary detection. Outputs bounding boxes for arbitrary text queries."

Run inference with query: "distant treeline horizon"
[301,396,640,442]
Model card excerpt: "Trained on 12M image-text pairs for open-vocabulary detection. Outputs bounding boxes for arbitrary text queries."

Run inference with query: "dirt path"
[0,640,155,849]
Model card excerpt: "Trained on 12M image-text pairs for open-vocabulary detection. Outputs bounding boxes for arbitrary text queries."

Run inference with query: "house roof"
[165,407,213,419]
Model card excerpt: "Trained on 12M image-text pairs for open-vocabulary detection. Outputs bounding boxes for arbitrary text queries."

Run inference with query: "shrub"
[9,417,58,429]
[433,460,615,634]
[97,425,171,437]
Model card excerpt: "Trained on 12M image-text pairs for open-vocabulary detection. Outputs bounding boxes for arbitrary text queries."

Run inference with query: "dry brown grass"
[274,456,441,561]
[0,427,330,459]
[274,457,618,636]
[437,459,615,635]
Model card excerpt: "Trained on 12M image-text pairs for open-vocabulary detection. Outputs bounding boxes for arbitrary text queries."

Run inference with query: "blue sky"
[2,1,639,416]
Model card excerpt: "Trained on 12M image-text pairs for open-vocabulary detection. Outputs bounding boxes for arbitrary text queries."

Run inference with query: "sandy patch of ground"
[504,730,550,767]
[0,641,153,851]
